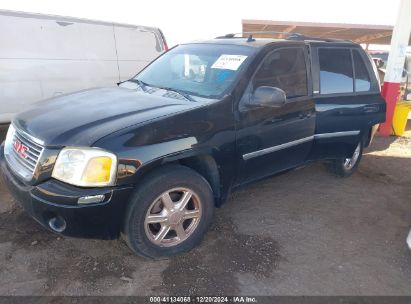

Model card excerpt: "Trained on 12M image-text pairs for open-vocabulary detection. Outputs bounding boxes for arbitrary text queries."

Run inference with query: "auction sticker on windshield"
[211,55,248,70]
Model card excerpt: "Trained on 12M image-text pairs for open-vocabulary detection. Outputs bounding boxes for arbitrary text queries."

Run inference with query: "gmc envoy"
[0,33,386,258]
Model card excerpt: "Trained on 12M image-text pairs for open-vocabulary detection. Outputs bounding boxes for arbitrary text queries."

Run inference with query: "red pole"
[379,82,401,136]
[379,0,411,136]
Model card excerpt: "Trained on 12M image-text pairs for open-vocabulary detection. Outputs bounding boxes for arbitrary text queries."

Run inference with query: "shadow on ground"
[157,213,281,295]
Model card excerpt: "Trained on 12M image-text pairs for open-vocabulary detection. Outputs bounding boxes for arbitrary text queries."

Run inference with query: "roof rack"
[215,31,352,43]
[215,31,303,42]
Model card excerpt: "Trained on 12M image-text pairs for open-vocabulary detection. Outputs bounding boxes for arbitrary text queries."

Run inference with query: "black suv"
[0,34,386,258]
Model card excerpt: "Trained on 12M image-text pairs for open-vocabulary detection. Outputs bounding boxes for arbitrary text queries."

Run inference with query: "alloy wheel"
[144,187,202,247]
[343,142,361,170]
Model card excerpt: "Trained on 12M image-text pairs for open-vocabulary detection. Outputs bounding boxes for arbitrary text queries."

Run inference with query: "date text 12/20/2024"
[149,296,257,303]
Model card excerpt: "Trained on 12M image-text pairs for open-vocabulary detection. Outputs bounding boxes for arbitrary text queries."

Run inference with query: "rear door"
[309,44,385,159]
[236,44,316,184]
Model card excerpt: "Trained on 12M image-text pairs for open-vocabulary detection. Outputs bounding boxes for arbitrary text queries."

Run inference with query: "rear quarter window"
[353,50,372,92]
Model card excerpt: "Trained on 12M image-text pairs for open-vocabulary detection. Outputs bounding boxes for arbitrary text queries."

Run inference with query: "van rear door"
[114,26,167,82]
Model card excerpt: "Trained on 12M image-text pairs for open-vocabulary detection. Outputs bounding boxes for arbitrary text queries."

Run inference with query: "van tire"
[122,165,214,259]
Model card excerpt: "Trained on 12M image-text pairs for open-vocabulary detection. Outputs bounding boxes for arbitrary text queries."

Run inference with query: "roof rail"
[215,31,352,43]
[215,31,304,41]
[297,35,353,43]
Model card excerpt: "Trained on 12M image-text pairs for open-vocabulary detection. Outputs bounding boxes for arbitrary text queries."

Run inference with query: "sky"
[0,0,402,47]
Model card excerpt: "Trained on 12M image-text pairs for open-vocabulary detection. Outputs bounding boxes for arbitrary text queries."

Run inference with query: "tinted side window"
[353,50,371,92]
[253,47,307,98]
[319,48,353,94]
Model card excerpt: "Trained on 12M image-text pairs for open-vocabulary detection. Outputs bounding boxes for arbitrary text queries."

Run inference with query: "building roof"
[242,19,410,45]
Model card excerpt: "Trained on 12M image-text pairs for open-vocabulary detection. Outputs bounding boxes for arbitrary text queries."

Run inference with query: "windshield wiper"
[126,79,149,92]
[158,87,196,102]
[125,80,195,102]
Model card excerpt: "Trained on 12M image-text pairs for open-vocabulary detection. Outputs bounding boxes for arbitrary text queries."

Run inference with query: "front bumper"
[0,145,133,239]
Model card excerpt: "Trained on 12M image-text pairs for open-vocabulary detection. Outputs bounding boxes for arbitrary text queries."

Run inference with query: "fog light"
[48,216,66,233]
[78,194,105,205]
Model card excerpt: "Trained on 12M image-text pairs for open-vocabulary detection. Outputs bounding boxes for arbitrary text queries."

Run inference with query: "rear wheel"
[122,165,214,258]
[332,141,363,177]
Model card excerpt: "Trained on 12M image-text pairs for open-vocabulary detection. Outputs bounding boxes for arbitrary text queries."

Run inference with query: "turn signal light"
[82,157,112,183]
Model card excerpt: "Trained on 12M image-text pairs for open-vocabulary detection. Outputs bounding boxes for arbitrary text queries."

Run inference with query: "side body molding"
[243,130,360,160]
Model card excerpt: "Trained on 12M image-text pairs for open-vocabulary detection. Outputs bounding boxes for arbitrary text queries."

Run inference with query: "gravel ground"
[0,126,410,296]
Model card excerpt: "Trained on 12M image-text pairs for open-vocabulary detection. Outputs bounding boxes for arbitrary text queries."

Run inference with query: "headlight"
[52,147,117,187]
[3,124,16,155]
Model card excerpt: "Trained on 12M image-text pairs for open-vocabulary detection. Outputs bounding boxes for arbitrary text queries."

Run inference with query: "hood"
[14,87,202,146]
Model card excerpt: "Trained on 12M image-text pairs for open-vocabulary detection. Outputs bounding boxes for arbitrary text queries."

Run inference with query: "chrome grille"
[4,125,44,181]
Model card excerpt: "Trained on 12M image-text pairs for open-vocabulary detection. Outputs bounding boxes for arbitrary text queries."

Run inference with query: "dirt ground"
[0,125,410,296]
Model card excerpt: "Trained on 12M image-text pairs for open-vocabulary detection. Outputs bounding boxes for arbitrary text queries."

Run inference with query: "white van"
[0,10,168,124]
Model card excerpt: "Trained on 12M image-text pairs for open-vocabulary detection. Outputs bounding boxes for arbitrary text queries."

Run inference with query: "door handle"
[363,105,379,113]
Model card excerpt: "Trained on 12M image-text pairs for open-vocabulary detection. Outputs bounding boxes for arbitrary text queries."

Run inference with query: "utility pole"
[379,0,411,136]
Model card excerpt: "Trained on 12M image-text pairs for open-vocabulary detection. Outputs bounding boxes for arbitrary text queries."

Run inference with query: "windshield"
[133,43,255,99]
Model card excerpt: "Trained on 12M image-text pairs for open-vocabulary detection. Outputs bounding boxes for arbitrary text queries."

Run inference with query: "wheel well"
[177,155,221,206]
[132,155,222,206]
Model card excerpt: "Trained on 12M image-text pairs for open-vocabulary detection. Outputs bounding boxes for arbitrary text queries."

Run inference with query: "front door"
[236,45,316,185]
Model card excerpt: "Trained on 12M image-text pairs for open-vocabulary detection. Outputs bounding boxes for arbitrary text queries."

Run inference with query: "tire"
[332,141,363,178]
[122,164,214,258]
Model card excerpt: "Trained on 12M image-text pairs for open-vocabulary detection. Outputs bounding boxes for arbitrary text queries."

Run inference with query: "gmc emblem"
[13,139,29,159]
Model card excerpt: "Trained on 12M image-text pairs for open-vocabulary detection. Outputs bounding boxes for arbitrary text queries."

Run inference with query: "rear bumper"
[0,144,133,239]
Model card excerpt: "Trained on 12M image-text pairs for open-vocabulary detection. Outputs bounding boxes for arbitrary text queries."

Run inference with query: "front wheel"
[122,165,214,258]
[332,141,363,177]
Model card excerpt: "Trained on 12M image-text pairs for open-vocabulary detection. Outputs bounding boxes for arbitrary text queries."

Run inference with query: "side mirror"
[249,86,286,108]
[404,88,411,101]
[404,73,410,100]
[374,58,384,69]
